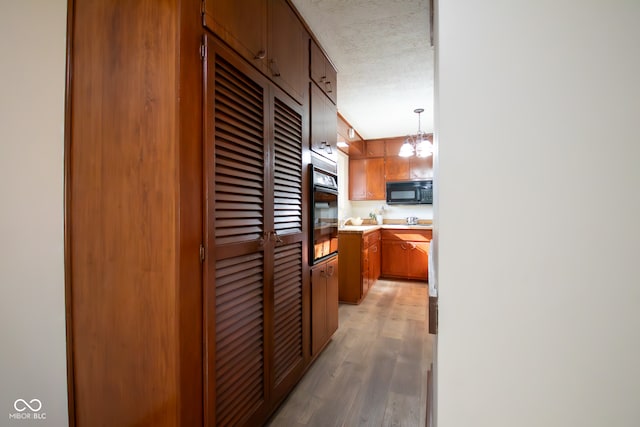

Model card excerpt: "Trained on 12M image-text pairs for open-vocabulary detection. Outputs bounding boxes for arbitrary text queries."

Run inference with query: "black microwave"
[386,180,433,205]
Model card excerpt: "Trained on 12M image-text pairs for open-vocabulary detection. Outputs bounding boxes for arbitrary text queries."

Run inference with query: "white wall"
[436,1,640,426]
[0,1,69,425]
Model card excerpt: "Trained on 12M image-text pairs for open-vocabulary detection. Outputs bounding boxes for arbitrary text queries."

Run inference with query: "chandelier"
[399,108,432,158]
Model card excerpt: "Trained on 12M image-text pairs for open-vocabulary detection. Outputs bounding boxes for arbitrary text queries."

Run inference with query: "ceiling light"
[399,108,432,158]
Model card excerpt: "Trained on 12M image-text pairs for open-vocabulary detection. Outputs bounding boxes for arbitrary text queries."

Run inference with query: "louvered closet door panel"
[215,252,265,426]
[214,55,265,246]
[270,92,307,402]
[205,36,271,427]
[273,243,303,386]
[273,98,303,236]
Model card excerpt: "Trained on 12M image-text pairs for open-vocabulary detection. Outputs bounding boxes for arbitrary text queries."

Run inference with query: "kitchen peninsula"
[338,223,432,304]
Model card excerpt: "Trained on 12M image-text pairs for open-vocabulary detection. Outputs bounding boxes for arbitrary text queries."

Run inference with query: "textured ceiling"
[290,0,434,140]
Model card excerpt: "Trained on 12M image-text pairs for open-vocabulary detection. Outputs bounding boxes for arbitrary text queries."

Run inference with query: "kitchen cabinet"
[310,38,337,104]
[204,0,308,104]
[385,137,434,180]
[204,36,308,425]
[310,83,338,162]
[349,157,385,200]
[338,229,381,304]
[311,256,339,355]
[381,229,432,281]
[385,156,433,181]
[351,138,385,159]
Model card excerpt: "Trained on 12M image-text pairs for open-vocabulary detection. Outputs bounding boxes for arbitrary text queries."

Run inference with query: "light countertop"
[339,224,433,233]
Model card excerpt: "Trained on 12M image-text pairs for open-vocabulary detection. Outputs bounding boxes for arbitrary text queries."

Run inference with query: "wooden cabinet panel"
[204,0,268,69]
[310,39,337,104]
[311,256,339,355]
[338,230,380,304]
[67,1,204,425]
[349,157,385,200]
[348,158,367,200]
[325,257,339,338]
[381,229,431,281]
[311,265,328,355]
[385,157,410,181]
[269,0,308,103]
[365,139,385,157]
[205,0,308,104]
[366,158,386,199]
[410,156,434,179]
[310,83,337,162]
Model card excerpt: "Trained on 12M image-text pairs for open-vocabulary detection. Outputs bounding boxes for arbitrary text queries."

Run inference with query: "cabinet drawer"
[381,229,432,242]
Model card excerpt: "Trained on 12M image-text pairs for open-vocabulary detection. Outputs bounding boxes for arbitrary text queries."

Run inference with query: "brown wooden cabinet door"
[311,264,327,355]
[349,158,385,200]
[310,39,325,87]
[204,0,267,70]
[325,257,339,337]
[349,158,367,200]
[269,0,308,104]
[366,157,386,199]
[407,242,429,280]
[369,240,381,281]
[410,156,434,179]
[271,88,306,401]
[310,84,337,162]
[385,156,410,181]
[205,36,308,425]
[205,37,271,426]
[365,139,385,157]
[311,256,339,355]
[310,39,337,105]
[381,240,409,278]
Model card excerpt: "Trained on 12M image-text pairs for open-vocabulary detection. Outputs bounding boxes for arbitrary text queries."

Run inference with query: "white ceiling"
[290,0,434,140]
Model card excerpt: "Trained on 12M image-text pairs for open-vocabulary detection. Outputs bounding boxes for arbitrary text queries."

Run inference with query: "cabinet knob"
[254,49,266,60]
[325,80,333,93]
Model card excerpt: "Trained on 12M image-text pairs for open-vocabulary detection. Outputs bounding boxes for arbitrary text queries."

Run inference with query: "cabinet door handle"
[371,245,377,253]
[325,80,333,93]
[258,231,268,247]
[254,49,266,60]
[327,265,335,276]
[270,59,281,77]
[271,230,284,244]
[400,243,408,250]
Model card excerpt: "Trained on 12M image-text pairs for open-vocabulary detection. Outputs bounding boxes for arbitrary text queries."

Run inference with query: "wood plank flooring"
[267,279,434,427]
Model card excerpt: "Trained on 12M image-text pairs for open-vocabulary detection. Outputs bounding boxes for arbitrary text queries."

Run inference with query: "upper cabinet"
[310,39,337,105]
[311,83,337,162]
[204,0,308,104]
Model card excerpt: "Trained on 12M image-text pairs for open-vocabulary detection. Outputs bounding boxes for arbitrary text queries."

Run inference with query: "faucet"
[406,216,418,225]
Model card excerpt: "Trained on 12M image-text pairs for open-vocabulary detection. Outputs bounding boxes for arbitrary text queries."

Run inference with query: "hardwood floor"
[267,279,434,427]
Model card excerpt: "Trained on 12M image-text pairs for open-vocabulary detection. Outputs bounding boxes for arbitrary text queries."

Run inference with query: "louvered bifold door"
[270,93,307,402]
[204,36,270,427]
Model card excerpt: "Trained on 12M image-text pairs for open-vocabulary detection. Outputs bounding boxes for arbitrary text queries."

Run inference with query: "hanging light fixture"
[399,108,432,158]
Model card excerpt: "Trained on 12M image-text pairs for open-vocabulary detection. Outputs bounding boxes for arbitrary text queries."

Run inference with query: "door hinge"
[199,244,205,262]
[200,43,206,61]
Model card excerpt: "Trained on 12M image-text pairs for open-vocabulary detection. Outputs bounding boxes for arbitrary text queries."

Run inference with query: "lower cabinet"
[381,229,432,281]
[338,229,381,304]
[311,256,339,355]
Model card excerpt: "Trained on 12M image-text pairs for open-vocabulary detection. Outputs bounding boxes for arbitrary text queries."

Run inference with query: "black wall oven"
[311,166,338,264]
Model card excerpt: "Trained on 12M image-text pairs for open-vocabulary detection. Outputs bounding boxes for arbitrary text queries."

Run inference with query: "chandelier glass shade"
[399,108,432,158]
